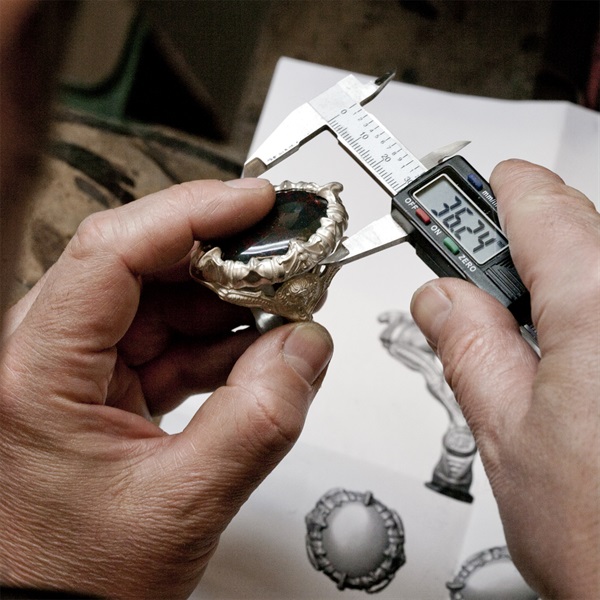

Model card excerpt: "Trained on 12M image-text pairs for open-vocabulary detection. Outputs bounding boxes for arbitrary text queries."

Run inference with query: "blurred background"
[58,0,599,160]
[14,0,599,303]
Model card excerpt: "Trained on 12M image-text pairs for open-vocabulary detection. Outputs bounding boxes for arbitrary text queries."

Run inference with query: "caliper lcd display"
[413,174,508,264]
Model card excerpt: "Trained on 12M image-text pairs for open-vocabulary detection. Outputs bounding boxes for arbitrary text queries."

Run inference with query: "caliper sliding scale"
[243,72,537,347]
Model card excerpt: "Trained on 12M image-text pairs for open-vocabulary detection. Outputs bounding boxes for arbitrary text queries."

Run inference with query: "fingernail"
[411,283,453,347]
[224,178,270,189]
[283,323,334,385]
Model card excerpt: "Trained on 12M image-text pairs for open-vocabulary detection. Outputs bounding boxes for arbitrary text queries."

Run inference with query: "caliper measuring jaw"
[242,70,471,267]
[242,72,396,178]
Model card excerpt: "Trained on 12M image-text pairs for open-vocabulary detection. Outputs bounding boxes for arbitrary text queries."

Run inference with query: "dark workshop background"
[12,0,599,304]
[58,0,600,161]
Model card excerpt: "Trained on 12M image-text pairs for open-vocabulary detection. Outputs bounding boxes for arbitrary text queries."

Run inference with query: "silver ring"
[190,181,348,323]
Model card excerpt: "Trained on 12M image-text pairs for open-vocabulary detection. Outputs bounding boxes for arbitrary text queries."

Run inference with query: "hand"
[411,159,600,599]
[0,179,334,599]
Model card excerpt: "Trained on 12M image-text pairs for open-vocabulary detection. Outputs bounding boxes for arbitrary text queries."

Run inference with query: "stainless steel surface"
[420,140,471,169]
[242,72,394,178]
[320,214,410,266]
[241,75,486,282]
[251,309,287,333]
[242,103,326,177]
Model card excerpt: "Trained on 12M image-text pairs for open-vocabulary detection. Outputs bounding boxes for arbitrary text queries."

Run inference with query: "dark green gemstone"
[219,189,328,263]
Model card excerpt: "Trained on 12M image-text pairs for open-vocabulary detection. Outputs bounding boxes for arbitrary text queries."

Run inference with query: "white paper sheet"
[162,58,599,599]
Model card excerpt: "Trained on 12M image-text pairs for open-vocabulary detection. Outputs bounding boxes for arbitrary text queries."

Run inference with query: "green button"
[443,237,460,255]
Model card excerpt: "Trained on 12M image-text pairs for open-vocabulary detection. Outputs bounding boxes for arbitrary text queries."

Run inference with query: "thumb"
[5,179,274,406]
[410,279,538,452]
[167,321,333,523]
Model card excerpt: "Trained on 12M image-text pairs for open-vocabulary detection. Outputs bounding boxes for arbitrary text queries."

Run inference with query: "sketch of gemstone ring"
[378,311,477,503]
[190,181,348,329]
[305,488,406,593]
[446,545,537,600]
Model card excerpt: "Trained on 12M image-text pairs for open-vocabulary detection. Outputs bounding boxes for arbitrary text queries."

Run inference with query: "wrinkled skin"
[1,3,334,598]
[412,159,600,599]
[1,1,599,599]
[0,177,334,599]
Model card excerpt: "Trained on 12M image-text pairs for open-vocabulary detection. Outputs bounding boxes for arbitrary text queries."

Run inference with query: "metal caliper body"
[242,71,536,347]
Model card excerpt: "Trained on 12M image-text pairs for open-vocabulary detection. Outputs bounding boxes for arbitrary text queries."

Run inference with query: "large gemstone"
[219,189,328,262]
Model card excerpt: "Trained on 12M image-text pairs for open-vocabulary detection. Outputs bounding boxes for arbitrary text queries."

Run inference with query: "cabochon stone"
[219,190,328,262]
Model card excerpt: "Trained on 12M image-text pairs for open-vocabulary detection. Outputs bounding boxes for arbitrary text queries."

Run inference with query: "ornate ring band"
[190,181,348,327]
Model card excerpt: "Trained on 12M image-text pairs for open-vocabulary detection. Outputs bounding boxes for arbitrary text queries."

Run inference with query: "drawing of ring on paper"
[305,488,406,593]
[190,181,347,328]
[446,546,537,600]
[379,311,477,503]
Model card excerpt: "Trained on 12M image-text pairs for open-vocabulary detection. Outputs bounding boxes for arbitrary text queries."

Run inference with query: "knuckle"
[68,210,117,260]
[169,181,219,214]
[440,326,479,388]
[166,182,197,210]
[435,311,529,449]
[438,322,497,415]
[236,384,304,458]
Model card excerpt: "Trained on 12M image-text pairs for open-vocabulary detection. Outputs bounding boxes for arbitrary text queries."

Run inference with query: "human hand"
[0,179,334,599]
[410,159,599,599]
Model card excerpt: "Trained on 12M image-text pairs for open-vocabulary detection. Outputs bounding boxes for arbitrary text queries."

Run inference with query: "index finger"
[490,159,600,351]
[15,178,274,355]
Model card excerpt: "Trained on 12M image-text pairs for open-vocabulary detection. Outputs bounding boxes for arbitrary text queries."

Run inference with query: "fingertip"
[214,178,275,235]
[490,158,561,185]
[489,159,565,216]
[282,322,334,387]
[168,178,275,242]
[224,178,272,189]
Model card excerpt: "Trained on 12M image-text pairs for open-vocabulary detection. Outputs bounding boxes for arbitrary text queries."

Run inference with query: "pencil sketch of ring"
[190,180,348,325]
[305,488,406,593]
[446,545,536,600]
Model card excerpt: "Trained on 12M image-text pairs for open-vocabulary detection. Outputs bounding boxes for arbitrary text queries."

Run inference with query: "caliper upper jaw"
[242,103,326,177]
[420,140,471,170]
[242,71,396,178]
[242,157,268,179]
[348,70,396,105]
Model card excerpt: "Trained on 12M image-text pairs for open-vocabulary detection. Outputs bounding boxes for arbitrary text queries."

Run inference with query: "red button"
[416,208,431,224]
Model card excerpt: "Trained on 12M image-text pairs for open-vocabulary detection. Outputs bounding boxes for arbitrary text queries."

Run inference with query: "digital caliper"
[242,71,536,345]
